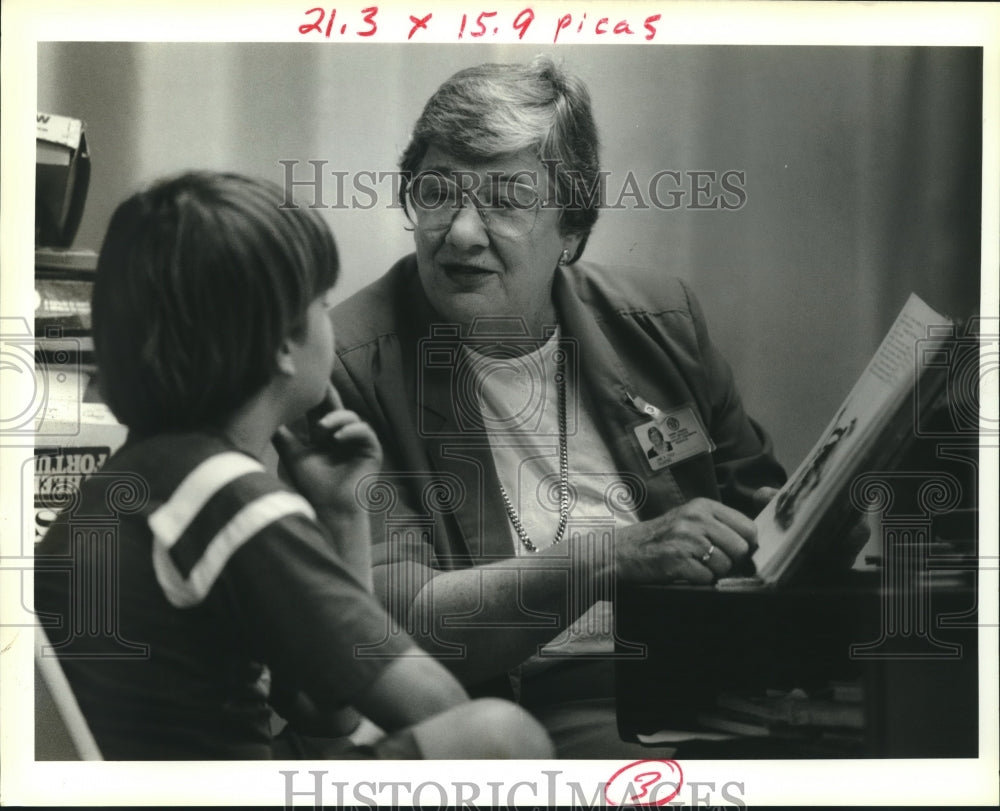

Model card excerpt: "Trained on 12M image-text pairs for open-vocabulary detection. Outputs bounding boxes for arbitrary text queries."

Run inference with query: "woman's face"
[411,145,581,335]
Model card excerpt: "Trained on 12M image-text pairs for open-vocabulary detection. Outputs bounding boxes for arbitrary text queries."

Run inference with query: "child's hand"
[272,384,383,518]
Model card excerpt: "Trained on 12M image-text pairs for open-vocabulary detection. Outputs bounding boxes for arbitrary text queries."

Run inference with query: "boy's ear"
[275,340,296,376]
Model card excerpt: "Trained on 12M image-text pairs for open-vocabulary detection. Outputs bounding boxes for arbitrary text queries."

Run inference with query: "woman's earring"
[558,249,572,266]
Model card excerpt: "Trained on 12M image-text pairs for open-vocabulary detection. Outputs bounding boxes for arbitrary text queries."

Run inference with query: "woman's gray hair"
[399,57,601,261]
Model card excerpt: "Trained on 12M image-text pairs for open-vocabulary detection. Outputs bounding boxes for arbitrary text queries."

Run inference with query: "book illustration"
[775,405,858,530]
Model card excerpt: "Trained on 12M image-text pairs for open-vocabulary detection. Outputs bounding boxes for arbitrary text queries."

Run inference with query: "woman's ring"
[700,543,715,563]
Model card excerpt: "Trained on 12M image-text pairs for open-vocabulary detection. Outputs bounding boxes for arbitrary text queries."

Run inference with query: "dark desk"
[614,569,978,758]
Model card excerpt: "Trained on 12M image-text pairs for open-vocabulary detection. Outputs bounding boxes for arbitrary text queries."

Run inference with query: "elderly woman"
[329,58,787,757]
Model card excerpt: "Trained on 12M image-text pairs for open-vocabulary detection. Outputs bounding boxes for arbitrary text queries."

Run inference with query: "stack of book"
[697,682,866,750]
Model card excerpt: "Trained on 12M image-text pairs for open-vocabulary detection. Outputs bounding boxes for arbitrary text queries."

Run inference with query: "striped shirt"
[34,432,411,759]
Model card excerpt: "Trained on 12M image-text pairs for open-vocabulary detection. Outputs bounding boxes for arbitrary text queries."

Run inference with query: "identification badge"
[631,402,715,472]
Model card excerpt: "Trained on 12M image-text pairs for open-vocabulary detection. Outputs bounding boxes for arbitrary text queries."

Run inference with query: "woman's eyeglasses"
[405,172,542,238]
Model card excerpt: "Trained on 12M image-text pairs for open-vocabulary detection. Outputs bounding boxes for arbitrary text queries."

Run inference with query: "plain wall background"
[37,43,983,471]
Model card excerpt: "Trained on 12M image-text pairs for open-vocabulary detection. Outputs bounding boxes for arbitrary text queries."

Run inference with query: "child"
[34,172,551,760]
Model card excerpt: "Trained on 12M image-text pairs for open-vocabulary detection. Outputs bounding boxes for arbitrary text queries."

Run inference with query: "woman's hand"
[613,497,758,585]
[272,384,383,520]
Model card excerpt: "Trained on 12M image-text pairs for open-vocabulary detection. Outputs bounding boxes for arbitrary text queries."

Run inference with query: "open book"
[719,293,957,589]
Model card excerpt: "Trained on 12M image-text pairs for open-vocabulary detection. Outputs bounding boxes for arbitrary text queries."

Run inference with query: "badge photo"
[636,421,674,471]
[632,404,716,473]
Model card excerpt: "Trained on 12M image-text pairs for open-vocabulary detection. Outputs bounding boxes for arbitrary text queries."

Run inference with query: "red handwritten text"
[554,11,661,43]
[298,6,662,42]
[408,12,432,39]
[458,8,535,40]
[604,759,684,807]
[299,6,379,38]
